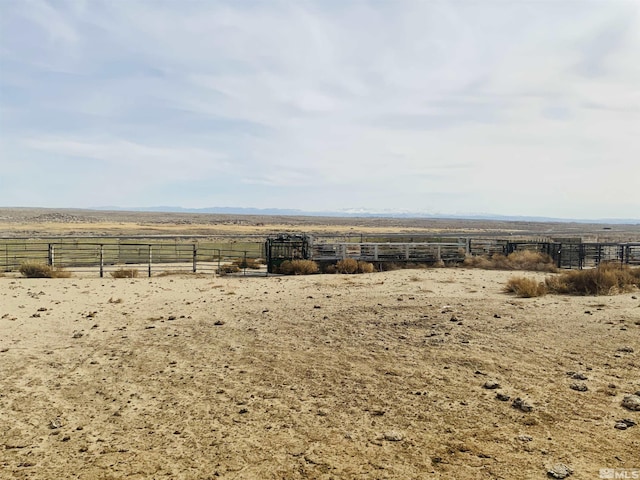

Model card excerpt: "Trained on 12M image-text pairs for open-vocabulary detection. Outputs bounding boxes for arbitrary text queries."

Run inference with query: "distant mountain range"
[92,206,640,224]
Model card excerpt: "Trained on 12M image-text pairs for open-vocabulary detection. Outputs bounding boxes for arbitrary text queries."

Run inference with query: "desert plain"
[0,209,639,479]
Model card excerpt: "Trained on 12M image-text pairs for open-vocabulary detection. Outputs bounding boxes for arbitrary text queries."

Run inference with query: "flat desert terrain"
[1,268,639,479]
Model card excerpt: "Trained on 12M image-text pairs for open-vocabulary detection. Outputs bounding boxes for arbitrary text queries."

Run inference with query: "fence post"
[48,244,54,267]
[99,245,104,278]
[148,245,152,277]
[193,244,197,273]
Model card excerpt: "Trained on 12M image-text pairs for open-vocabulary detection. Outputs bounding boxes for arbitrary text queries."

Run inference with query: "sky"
[1,0,639,220]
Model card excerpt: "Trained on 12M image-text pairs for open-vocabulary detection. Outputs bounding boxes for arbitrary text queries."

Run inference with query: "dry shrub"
[110,268,139,279]
[232,257,262,269]
[218,264,241,275]
[546,262,640,295]
[464,251,556,272]
[19,262,71,278]
[504,276,547,297]
[278,259,319,275]
[357,261,375,273]
[335,259,375,274]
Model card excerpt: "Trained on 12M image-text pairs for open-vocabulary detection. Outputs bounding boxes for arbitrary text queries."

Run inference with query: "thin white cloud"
[1,0,639,218]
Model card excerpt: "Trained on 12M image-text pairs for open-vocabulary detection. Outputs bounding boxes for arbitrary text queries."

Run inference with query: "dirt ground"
[1,267,638,479]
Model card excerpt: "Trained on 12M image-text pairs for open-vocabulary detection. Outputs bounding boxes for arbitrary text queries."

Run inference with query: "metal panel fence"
[0,239,266,277]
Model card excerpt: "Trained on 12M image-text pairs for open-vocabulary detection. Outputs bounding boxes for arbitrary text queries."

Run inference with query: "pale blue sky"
[1,0,639,219]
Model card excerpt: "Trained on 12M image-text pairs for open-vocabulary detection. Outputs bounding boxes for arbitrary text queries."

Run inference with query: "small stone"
[621,395,640,411]
[49,417,63,429]
[617,346,634,353]
[570,383,588,392]
[72,332,83,339]
[620,418,636,427]
[570,373,587,380]
[167,315,176,321]
[496,393,510,401]
[214,320,225,326]
[547,463,573,479]
[493,314,501,318]
[614,422,628,430]
[483,381,500,390]
[517,435,533,442]
[450,315,458,322]
[383,431,404,442]
[512,397,533,412]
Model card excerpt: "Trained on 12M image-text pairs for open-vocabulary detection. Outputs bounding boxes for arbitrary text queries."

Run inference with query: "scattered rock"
[72,332,83,339]
[517,435,533,442]
[570,383,588,392]
[167,315,176,321]
[483,381,500,390]
[496,393,510,401]
[570,373,588,380]
[214,320,225,326]
[547,463,573,479]
[493,314,501,318]
[512,397,533,412]
[450,315,458,322]
[49,417,63,429]
[383,431,404,442]
[614,418,636,430]
[621,395,640,411]
[617,346,634,353]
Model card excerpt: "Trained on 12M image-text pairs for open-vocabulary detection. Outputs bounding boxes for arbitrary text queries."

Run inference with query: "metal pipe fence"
[0,239,267,277]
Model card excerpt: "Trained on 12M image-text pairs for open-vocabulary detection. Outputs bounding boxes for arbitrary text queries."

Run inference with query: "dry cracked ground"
[1,268,639,479]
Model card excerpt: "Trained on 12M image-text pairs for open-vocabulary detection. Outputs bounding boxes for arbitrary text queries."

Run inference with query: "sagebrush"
[19,262,71,278]
[504,277,547,297]
[464,250,557,272]
[110,268,139,279]
[335,258,375,274]
[545,262,640,295]
[231,257,262,269]
[278,260,319,275]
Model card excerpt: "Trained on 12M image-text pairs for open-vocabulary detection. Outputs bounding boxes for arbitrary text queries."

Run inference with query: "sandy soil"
[1,268,638,479]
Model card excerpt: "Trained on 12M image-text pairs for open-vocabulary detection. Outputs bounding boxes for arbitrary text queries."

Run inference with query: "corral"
[1,233,640,277]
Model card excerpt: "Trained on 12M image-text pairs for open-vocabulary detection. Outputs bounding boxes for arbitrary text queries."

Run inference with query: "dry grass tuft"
[232,257,263,270]
[218,264,241,275]
[110,268,139,279]
[504,277,547,297]
[545,262,640,295]
[464,250,557,272]
[19,262,71,278]
[335,258,375,274]
[278,259,319,275]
